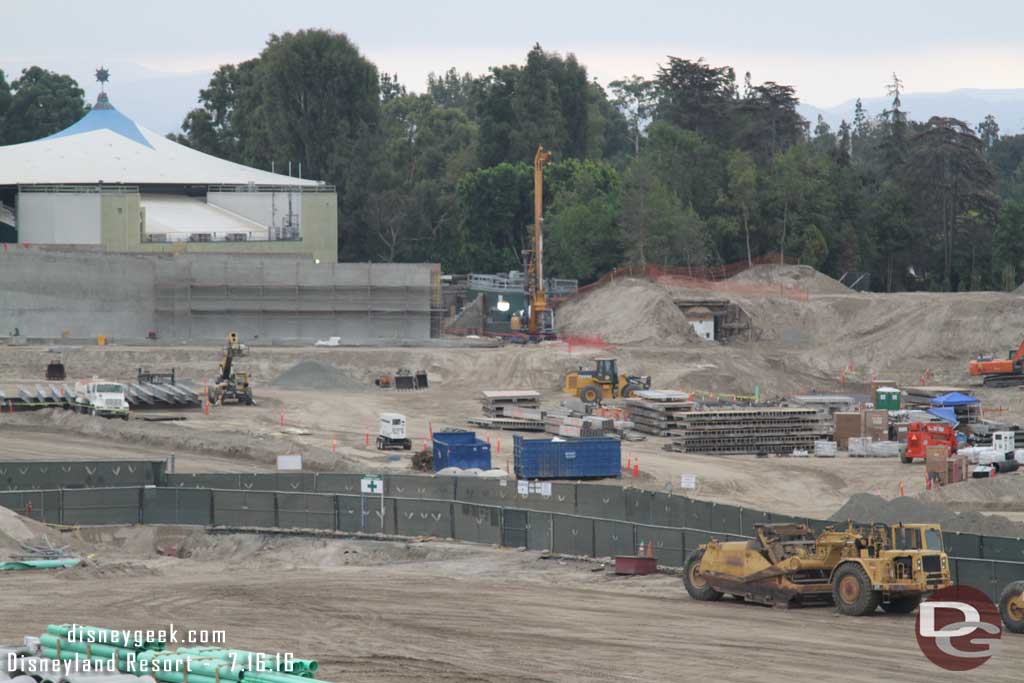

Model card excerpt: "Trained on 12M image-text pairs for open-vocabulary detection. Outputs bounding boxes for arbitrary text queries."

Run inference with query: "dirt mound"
[556,279,700,345]
[0,506,81,559]
[729,264,851,294]
[831,493,1024,538]
[271,360,365,390]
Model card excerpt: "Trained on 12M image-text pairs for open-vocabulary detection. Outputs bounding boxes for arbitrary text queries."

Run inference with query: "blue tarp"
[927,407,959,426]
[930,392,979,407]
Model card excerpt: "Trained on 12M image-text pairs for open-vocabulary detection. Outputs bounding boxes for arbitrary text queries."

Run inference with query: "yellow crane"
[525,144,552,338]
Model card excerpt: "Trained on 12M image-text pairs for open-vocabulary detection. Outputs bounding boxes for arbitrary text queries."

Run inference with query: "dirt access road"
[0,534,1017,683]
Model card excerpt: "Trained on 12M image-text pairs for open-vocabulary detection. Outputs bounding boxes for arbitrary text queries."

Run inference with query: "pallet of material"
[480,389,541,417]
[848,437,904,458]
[468,416,546,431]
[668,407,832,455]
[624,398,696,435]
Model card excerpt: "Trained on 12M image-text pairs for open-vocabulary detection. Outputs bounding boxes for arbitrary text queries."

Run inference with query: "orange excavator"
[970,338,1024,386]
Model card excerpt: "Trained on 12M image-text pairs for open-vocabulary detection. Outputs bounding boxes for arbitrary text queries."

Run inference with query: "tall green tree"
[653,57,737,146]
[608,75,655,156]
[1,67,85,144]
[724,150,758,265]
[0,70,11,136]
[978,114,1000,151]
[902,116,998,288]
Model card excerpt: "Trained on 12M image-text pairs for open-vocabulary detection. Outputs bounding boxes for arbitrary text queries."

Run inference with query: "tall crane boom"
[528,144,551,336]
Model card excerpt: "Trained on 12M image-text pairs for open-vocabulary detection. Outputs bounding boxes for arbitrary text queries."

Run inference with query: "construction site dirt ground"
[0,529,1018,683]
[4,271,1024,680]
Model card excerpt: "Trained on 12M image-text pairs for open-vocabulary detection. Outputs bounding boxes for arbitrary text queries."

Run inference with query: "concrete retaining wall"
[0,249,434,340]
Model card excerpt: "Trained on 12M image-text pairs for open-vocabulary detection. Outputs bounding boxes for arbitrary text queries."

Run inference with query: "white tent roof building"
[0,93,321,186]
[0,91,337,263]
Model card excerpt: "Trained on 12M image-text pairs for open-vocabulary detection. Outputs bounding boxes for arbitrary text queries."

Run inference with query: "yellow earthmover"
[684,522,952,615]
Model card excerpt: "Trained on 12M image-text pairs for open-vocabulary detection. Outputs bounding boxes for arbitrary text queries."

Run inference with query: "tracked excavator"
[208,332,254,406]
[970,338,1024,386]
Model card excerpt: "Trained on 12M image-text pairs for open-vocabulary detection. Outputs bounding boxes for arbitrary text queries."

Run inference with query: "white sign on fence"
[517,480,529,495]
[361,476,384,494]
[680,474,698,490]
[276,455,303,471]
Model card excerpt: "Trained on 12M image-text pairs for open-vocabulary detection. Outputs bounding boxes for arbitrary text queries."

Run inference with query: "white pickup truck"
[73,381,130,419]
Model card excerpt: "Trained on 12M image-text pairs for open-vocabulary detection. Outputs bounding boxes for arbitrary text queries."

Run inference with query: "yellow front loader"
[562,358,650,405]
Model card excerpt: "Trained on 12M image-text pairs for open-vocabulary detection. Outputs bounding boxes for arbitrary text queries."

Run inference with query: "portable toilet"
[875,386,901,410]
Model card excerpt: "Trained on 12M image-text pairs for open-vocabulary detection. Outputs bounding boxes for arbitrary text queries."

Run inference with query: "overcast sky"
[3,0,1023,131]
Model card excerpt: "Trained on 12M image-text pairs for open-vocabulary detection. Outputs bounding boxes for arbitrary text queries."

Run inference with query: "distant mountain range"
[799,89,1024,135]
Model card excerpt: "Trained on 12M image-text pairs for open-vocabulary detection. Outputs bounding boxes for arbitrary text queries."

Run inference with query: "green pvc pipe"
[243,673,318,683]
[151,670,225,683]
[0,558,81,570]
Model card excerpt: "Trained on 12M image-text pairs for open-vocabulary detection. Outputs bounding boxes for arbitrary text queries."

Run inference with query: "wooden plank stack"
[667,407,832,455]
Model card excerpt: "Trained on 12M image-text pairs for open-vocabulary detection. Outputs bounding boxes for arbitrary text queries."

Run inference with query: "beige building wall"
[99,190,338,263]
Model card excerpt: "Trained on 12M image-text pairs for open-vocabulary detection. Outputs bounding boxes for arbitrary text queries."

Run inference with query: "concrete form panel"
[142,488,212,525]
[551,514,594,557]
[0,250,156,337]
[575,484,627,520]
[63,487,141,525]
[212,490,275,527]
[276,492,335,530]
[453,503,502,545]
[386,475,456,501]
[395,499,451,537]
[594,519,634,558]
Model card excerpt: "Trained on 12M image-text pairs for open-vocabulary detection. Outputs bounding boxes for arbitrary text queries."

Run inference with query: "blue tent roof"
[930,391,979,407]
[46,95,153,149]
[927,407,959,426]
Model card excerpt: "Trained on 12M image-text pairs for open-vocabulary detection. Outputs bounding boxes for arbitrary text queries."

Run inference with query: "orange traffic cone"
[647,541,654,558]
[899,481,905,497]
[632,461,639,478]
[625,456,631,472]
